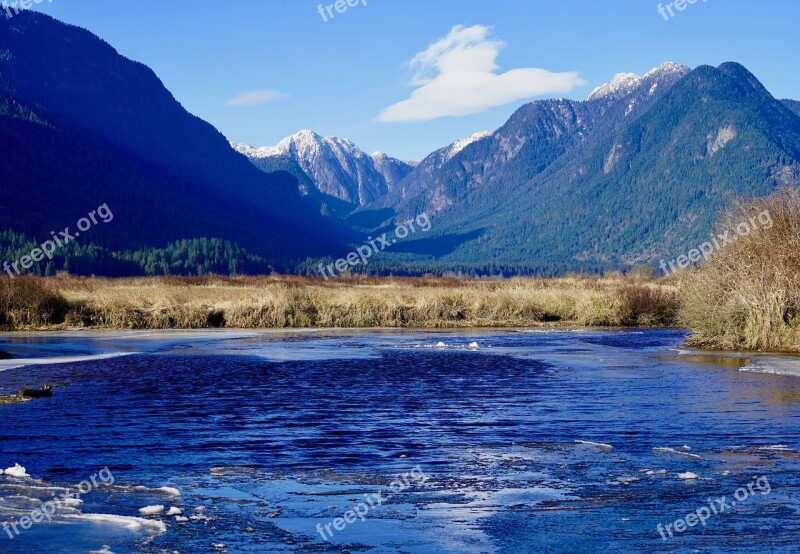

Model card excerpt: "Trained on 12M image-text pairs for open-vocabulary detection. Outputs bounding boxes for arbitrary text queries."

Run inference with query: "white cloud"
[378,25,585,123]
[226,90,289,107]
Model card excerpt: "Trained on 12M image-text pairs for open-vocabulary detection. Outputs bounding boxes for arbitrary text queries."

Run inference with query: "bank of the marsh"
[679,189,800,353]
[2,191,799,352]
[0,274,678,331]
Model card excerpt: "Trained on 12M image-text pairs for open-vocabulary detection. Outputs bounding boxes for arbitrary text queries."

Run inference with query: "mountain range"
[240,62,800,275]
[233,132,416,208]
[2,12,800,277]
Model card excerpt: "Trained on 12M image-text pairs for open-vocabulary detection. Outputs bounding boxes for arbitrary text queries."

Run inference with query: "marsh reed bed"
[0,274,678,331]
[679,189,800,352]
[4,188,799,351]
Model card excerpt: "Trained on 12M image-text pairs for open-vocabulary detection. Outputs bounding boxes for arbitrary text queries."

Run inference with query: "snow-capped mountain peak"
[233,132,414,206]
[445,131,492,160]
[588,62,690,101]
[588,73,642,102]
[643,61,689,80]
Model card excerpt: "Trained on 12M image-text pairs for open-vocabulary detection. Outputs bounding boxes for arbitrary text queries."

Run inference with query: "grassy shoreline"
[678,190,800,353]
[0,274,679,332]
[3,188,799,353]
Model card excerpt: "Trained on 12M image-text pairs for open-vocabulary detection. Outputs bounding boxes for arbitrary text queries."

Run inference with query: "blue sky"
[31,0,800,160]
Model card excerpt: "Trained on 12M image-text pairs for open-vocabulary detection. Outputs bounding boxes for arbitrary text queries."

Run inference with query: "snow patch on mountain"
[589,73,642,102]
[588,62,690,101]
[233,131,413,206]
[445,131,492,160]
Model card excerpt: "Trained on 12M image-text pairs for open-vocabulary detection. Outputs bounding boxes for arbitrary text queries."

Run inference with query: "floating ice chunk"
[62,496,84,507]
[468,342,479,349]
[646,469,667,476]
[66,513,166,534]
[3,464,30,478]
[166,506,182,516]
[677,472,699,480]
[435,342,446,347]
[175,516,189,522]
[158,486,181,496]
[760,444,792,451]
[617,476,639,485]
[87,547,115,554]
[653,447,702,460]
[139,504,165,516]
[575,440,613,451]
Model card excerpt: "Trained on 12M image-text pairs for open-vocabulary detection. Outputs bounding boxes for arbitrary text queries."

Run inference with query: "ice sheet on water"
[411,341,491,350]
[0,352,135,372]
[575,440,614,451]
[740,356,800,377]
[64,513,166,534]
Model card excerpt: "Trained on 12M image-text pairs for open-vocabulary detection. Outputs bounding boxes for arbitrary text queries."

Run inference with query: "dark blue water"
[1,329,799,552]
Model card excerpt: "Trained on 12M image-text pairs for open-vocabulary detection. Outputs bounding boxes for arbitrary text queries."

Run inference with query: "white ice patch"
[575,440,613,451]
[65,513,166,534]
[740,357,800,378]
[138,504,164,516]
[3,464,30,478]
[88,547,116,554]
[128,485,181,497]
[0,352,135,372]
[760,444,793,451]
[166,506,182,516]
[653,447,702,460]
[413,341,490,351]
[677,472,699,480]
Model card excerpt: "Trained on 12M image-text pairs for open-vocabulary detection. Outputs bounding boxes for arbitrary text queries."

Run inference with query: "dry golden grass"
[680,188,800,352]
[0,273,679,331]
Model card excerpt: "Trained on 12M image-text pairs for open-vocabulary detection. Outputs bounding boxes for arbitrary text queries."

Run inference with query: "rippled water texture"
[1,329,799,552]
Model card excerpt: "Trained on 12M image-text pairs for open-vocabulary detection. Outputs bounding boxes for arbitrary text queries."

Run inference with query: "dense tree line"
[0,232,272,277]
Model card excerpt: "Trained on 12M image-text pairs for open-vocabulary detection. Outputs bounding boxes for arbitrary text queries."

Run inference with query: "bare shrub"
[0,276,70,328]
[619,284,679,326]
[680,188,800,351]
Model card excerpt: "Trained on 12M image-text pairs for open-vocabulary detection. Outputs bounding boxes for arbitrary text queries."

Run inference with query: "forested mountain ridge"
[351,62,800,274]
[0,12,346,275]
